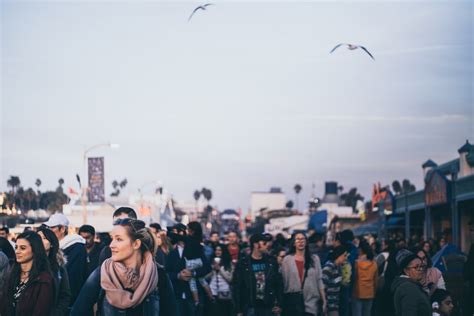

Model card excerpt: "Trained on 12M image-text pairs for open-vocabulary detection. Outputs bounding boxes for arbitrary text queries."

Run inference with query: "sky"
[1,0,473,211]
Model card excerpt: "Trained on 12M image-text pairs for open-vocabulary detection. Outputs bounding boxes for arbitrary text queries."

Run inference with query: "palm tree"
[392,180,402,195]
[294,184,302,210]
[24,188,36,210]
[201,188,212,205]
[193,190,201,212]
[286,200,294,210]
[340,187,364,212]
[7,176,21,194]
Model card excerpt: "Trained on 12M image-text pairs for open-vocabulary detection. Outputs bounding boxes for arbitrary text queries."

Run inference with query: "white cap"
[44,213,70,227]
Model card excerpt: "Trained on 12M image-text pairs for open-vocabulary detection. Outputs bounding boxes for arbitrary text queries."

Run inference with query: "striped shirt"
[322,261,342,312]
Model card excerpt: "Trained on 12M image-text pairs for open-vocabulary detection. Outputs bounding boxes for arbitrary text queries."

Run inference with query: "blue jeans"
[351,298,373,316]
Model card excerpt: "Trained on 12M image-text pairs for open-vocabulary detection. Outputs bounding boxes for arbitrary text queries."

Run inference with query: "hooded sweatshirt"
[60,234,87,306]
[391,275,431,316]
[352,258,378,299]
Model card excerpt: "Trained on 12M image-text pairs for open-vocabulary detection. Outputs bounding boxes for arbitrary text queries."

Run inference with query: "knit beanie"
[396,249,418,271]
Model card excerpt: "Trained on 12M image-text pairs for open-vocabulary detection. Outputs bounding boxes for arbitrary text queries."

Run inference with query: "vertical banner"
[88,157,105,203]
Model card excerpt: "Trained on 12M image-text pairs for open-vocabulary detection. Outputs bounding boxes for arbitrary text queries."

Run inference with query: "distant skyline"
[1,1,473,211]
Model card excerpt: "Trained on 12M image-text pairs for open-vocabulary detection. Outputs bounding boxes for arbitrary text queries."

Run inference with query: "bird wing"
[360,46,375,60]
[188,6,203,21]
[330,43,346,54]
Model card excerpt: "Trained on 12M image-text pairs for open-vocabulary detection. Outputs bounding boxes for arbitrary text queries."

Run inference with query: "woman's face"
[423,242,430,254]
[15,238,33,264]
[405,258,424,281]
[215,246,222,257]
[155,234,162,247]
[110,226,139,262]
[294,233,306,251]
[277,250,286,266]
[38,231,51,255]
[439,296,454,316]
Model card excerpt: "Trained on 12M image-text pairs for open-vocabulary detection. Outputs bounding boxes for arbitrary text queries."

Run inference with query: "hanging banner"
[88,157,105,203]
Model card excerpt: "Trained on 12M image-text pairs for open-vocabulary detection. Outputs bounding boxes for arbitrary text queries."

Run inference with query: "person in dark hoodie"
[45,213,87,307]
[391,249,431,316]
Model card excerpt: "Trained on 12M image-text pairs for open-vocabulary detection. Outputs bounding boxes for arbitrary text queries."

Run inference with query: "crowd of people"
[0,206,473,316]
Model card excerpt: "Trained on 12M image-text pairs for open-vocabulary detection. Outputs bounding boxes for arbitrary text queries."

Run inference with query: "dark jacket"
[62,237,87,306]
[85,242,105,278]
[165,245,212,300]
[71,263,177,316]
[0,271,55,316]
[51,266,72,316]
[391,275,431,316]
[232,253,283,314]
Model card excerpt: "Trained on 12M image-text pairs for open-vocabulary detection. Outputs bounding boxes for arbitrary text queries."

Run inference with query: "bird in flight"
[188,3,214,21]
[330,43,375,60]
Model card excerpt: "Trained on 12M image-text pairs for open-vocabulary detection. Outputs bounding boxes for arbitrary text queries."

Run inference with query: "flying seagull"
[330,43,375,60]
[188,3,213,21]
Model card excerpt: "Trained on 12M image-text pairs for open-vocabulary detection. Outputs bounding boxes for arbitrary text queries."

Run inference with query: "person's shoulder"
[36,271,55,284]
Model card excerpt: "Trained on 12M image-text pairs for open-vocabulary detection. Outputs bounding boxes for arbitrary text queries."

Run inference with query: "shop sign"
[425,171,449,207]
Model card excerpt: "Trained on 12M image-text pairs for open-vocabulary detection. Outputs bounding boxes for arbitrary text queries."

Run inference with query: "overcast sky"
[1,0,473,211]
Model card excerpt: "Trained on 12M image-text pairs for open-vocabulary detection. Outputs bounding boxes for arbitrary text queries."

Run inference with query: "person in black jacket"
[232,233,283,316]
[165,222,212,316]
[78,224,105,277]
[45,213,87,307]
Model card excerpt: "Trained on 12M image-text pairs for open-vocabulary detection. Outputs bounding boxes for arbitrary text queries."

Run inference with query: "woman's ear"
[133,239,142,250]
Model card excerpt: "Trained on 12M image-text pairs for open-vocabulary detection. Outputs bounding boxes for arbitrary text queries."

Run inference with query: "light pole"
[82,142,119,225]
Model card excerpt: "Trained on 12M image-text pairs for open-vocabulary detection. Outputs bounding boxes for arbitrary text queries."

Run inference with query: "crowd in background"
[0,206,473,316]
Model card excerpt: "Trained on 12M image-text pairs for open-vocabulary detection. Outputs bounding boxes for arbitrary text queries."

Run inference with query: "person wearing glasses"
[281,233,327,316]
[71,218,177,316]
[232,233,283,316]
[391,249,431,316]
[414,248,446,296]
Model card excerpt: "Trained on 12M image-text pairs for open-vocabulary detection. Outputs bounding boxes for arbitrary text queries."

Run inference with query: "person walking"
[391,249,431,316]
[37,227,72,316]
[322,245,348,316]
[351,240,377,316]
[281,232,327,316]
[71,218,177,316]
[232,233,283,316]
[0,231,55,316]
[206,243,234,316]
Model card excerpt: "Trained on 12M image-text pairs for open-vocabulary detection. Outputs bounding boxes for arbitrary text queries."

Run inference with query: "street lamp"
[81,142,119,225]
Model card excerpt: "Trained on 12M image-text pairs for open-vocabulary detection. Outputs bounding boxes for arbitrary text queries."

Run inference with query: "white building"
[250,187,287,220]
